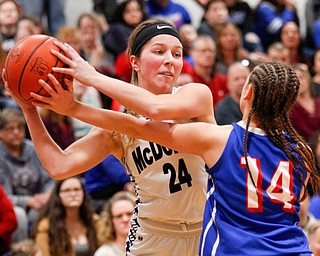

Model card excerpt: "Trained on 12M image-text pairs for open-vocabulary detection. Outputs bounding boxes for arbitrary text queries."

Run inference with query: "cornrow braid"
[244,62,319,199]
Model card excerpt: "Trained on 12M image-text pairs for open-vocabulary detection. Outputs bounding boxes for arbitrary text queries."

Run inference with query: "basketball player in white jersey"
[5,19,215,255]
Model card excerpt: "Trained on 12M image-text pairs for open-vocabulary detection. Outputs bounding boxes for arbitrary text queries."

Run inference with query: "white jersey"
[121,115,207,224]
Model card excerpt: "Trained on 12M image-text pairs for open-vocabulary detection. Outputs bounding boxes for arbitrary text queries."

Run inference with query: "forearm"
[90,72,161,118]
[22,108,68,178]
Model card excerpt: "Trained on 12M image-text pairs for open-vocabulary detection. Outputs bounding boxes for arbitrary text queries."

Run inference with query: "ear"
[243,83,253,100]
[130,55,140,72]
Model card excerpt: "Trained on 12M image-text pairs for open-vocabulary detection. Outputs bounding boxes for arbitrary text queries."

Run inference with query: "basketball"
[5,34,69,101]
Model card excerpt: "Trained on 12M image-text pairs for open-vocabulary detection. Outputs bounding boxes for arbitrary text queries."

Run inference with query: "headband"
[132,23,181,56]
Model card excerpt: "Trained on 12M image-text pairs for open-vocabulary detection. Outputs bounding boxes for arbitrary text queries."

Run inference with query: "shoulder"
[175,83,212,97]
[37,218,49,232]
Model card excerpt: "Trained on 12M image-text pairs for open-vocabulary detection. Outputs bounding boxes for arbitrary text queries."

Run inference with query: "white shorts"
[126,216,202,256]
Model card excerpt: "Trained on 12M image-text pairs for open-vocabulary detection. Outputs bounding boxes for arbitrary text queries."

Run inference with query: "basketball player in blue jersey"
[4,19,215,256]
[24,60,320,255]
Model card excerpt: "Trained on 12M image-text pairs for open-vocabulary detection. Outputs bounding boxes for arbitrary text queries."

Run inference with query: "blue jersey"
[200,121,310,256]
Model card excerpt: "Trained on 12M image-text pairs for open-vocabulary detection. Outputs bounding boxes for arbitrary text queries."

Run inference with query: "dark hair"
[31,176,98,255]
[243,62,319,198]
[110,0,146,26]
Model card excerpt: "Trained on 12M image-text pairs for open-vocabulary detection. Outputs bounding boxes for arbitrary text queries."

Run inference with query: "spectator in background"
[15,15,42,42]
[225,0,253,37]
[94,191,135,256]
[0,184,17,255]
[146,0,191,30]
[0,108,54,242]
[251,0,298,51]
[215,61,250,125]
[55,26,81,54]
[189,35,228,108]
[92,0,119,26]
[214,22,249,75]
[0,0,22,53]
[77,12,115,77]
[308,129,320,219]
[32,176,99,256]
[267,41,290,64]
[178,24,198,67]
[102,0,147,60]
[197,0,228,39]
[72,79,103,140]
[289,64,320,142]
[84,154,132,213]
[18,0,65,36]
[280,21,312,68]
[312,48,320,97]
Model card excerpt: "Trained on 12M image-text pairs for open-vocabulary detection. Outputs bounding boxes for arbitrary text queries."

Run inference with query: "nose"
[164,52,174,65]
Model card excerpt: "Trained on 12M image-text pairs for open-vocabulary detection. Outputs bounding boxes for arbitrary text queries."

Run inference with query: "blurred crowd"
[0,0,320,255]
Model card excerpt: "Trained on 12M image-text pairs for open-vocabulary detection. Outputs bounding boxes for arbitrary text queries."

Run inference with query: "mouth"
[159,72,173,77]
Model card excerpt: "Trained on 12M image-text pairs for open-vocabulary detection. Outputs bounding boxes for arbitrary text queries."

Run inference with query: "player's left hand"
[31,73,77,116]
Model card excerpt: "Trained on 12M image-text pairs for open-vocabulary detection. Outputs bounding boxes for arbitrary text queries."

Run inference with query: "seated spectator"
[18,0,65,36]
[0,108,54,242]
[55,25,81,54]
[267,41,290,64]
[72,79,103,140]
[94,191,135,256]
[189,35,228,108]
[197,0,228,39]
[146,0,191,30]
[11,239,42,256]
[15,15,42,42]
[102,0,147,59]
[280,21,312,68]
[77,12,115,76]
[289,64,320,141]
[0,184,17,255]
[215,61,250,125]
[0,0,22,53]
[308,130,320,219]
[312,48,320,97]
[251,0,298,51]
[84,154,132,213]
[31,176,99,256]
[225,0,253,37]
[214,22,249,75]
[178,24,198,67]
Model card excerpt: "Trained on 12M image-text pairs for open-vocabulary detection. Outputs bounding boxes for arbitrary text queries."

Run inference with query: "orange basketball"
[5,34,69,101]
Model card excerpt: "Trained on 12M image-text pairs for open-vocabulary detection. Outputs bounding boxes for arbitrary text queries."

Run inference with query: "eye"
[155,50,163,55]
[174,52,182,58]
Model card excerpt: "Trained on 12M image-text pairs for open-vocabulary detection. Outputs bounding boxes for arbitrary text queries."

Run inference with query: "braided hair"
[243,62,319,199]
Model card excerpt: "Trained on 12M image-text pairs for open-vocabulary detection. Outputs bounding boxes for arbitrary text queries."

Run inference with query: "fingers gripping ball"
[5,34,70,101]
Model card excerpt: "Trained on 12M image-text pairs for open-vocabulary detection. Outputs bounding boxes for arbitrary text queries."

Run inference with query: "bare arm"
[31,74,229,168]
[51,41,215,123]
[4,80,120,180]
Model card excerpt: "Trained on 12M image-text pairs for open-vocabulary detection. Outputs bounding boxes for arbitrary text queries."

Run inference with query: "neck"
[220,50,237,64]
[65,207,81,221]
[1,24,16,36]
[115,234,127,251]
